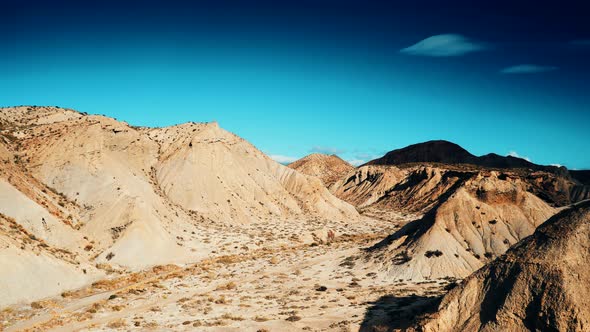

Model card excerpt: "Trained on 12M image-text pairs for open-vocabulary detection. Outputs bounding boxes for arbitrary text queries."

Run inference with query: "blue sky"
[1,0,589,168]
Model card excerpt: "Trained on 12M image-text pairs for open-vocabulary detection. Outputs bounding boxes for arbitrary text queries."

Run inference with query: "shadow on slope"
[359,294,442,332]
[365,171,473,252]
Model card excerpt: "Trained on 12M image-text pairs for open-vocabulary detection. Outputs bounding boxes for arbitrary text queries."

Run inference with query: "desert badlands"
[0,106,589,331]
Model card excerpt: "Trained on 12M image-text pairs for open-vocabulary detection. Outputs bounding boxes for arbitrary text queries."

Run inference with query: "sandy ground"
[0,212,451,332]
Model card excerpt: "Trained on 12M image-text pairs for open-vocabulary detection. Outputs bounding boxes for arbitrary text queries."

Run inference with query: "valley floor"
[1,212,449,332]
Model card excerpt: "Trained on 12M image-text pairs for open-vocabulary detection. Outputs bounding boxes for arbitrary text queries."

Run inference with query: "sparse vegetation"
[0,106,565,332]
[107,318,126,328]
[425,250,444,258]
[393,250,413,265]
[216,281,237,290]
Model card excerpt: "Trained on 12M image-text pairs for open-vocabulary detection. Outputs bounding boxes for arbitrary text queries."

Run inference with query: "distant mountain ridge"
[365,140,560,172]
[354,140,589,207]
[570,170,590,185]
[367,140,477,166]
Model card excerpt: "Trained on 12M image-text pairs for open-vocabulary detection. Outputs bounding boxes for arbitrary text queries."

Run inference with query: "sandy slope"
[415,200,590,332]
[0,213,101,307]
[0,106,358,307]
[150,124,358,224]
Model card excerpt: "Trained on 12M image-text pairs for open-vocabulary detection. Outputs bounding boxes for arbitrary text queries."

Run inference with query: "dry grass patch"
[216,281,237,291]
[215,254,247,265]
[30,299,57,309]
[85,302,104,314]
[106,318,126,329]
[221,313,244,321]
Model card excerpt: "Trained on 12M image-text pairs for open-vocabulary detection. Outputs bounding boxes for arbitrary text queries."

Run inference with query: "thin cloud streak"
[310,146,346,155]
[501,64,558,74]
[508,151,532,162]
[270,154,299,165]
[400,34,487,57]
[347,159,366,167]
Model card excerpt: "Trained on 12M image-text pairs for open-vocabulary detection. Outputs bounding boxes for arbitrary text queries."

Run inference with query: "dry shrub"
[216,255,245,264]
[30,300,56,309]
[216,281,237,291]
[111,305,125,311]
[221,313,244,321]
[152,264,179,274]
[107,318,126,328]
[30,302,44,309]
[86,302,103,314]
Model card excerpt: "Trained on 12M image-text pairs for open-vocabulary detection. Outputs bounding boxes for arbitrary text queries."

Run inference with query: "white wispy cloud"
[508,151,532,162]
[354,153,376,160]
[501,64,558,74]
[347,159,366,167]
[550,163,563,168]
[310,146,345,155]
[270,154,299,165]
[344,152,384,166]
[400,34,487,57]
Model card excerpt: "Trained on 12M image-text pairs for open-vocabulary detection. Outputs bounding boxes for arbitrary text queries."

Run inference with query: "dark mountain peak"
[366,140,570,175]
[570,170,590,185]
[366,140,477,166]
[478,152,536,169]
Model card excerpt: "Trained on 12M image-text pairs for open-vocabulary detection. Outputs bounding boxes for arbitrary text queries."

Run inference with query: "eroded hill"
[288,153,355,187]
[357,170,556,281]
[414,200,590,332]
[360,140,590,206]
[0,106,358,306]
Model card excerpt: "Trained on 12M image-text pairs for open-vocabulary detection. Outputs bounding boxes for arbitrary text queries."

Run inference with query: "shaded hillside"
[288,153,354,187]
[332,166,469,213]
[333,164,589,212]
[414,200,590,332]
[366,141,478,166]
[526,171,590,206]
[571,170,590,185]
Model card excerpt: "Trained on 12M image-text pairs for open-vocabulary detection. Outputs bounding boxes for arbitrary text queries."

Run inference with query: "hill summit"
[366,140,557,171]
[367,140,477,166]
[288,153,354,187]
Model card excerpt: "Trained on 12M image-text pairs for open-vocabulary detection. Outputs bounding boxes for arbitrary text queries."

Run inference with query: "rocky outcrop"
[332,166,471,213]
